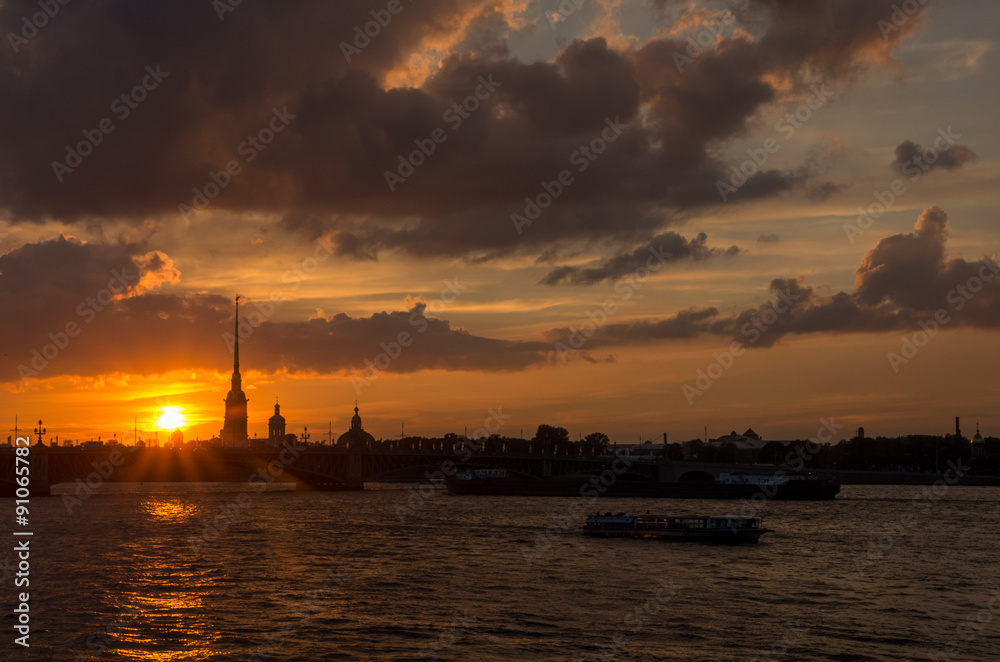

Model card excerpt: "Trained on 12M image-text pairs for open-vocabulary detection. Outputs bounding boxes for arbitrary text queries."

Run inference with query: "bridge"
[4,445,997,497]
[0,445,740,497]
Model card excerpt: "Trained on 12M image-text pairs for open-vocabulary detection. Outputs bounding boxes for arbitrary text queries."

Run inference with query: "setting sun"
[156,406,186,430]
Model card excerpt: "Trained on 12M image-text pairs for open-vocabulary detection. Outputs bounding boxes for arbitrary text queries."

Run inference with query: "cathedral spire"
[234,294,241,374]
[231,294,243,392]
[221,294,248,446]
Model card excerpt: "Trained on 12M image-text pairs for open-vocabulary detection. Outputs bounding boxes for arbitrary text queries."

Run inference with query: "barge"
[445,468,839,500]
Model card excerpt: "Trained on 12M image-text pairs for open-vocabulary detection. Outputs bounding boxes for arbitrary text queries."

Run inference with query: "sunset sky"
[1,0,997,445]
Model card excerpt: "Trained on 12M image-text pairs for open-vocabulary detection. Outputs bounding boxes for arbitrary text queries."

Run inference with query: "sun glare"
[156,406,186,430]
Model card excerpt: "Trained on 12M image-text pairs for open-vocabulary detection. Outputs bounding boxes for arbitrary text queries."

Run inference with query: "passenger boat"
[583,512,772,544]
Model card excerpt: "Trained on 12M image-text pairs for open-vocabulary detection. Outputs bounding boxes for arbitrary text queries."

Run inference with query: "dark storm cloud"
[722,208,1000,345]
[0,0,472,218]
[0,0,929,260]
[540,207,1000,350]
[0,237,552,384]
[543,307,720,347]
[6,207,995,382]
[538,232,739,285]
[891,140,979,176]
[249,303,551,375]
[852,206,1000,326]
[719,277,915,348]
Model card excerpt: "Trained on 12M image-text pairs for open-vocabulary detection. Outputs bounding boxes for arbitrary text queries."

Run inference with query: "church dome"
[972,424,984,444]
[338,403,375,448]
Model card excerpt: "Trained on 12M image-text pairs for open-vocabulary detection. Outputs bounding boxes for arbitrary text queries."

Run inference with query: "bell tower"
[269,399,286,441]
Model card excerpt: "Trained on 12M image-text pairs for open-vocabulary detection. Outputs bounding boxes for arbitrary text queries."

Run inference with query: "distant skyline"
[1,0,998,444]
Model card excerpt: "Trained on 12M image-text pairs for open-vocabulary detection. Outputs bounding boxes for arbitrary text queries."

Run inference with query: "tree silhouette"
[534,424,569,455]
[583,432,610,453]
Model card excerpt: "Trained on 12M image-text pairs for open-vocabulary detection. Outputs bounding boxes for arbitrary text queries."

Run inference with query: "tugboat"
[583,512,772,544]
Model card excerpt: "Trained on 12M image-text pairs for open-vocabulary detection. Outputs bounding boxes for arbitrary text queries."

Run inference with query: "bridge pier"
[658,456,674,482]
[349,448,363,485]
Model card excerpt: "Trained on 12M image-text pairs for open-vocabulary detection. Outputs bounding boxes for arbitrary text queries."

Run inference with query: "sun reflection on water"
[138,497,197,523]
[103,497,223,660]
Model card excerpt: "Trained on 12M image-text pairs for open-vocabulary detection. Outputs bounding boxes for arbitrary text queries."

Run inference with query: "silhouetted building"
[220,296,248,446]
[170,429,184,448]
[971,424,986,460]
[706,430,769,463]
[955,416,962,438]
[857,427,865,440]
[269,401,286,442]
[337,403,375,449]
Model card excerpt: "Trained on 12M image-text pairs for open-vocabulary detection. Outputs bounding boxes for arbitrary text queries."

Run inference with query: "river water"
[2,483,998,661]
